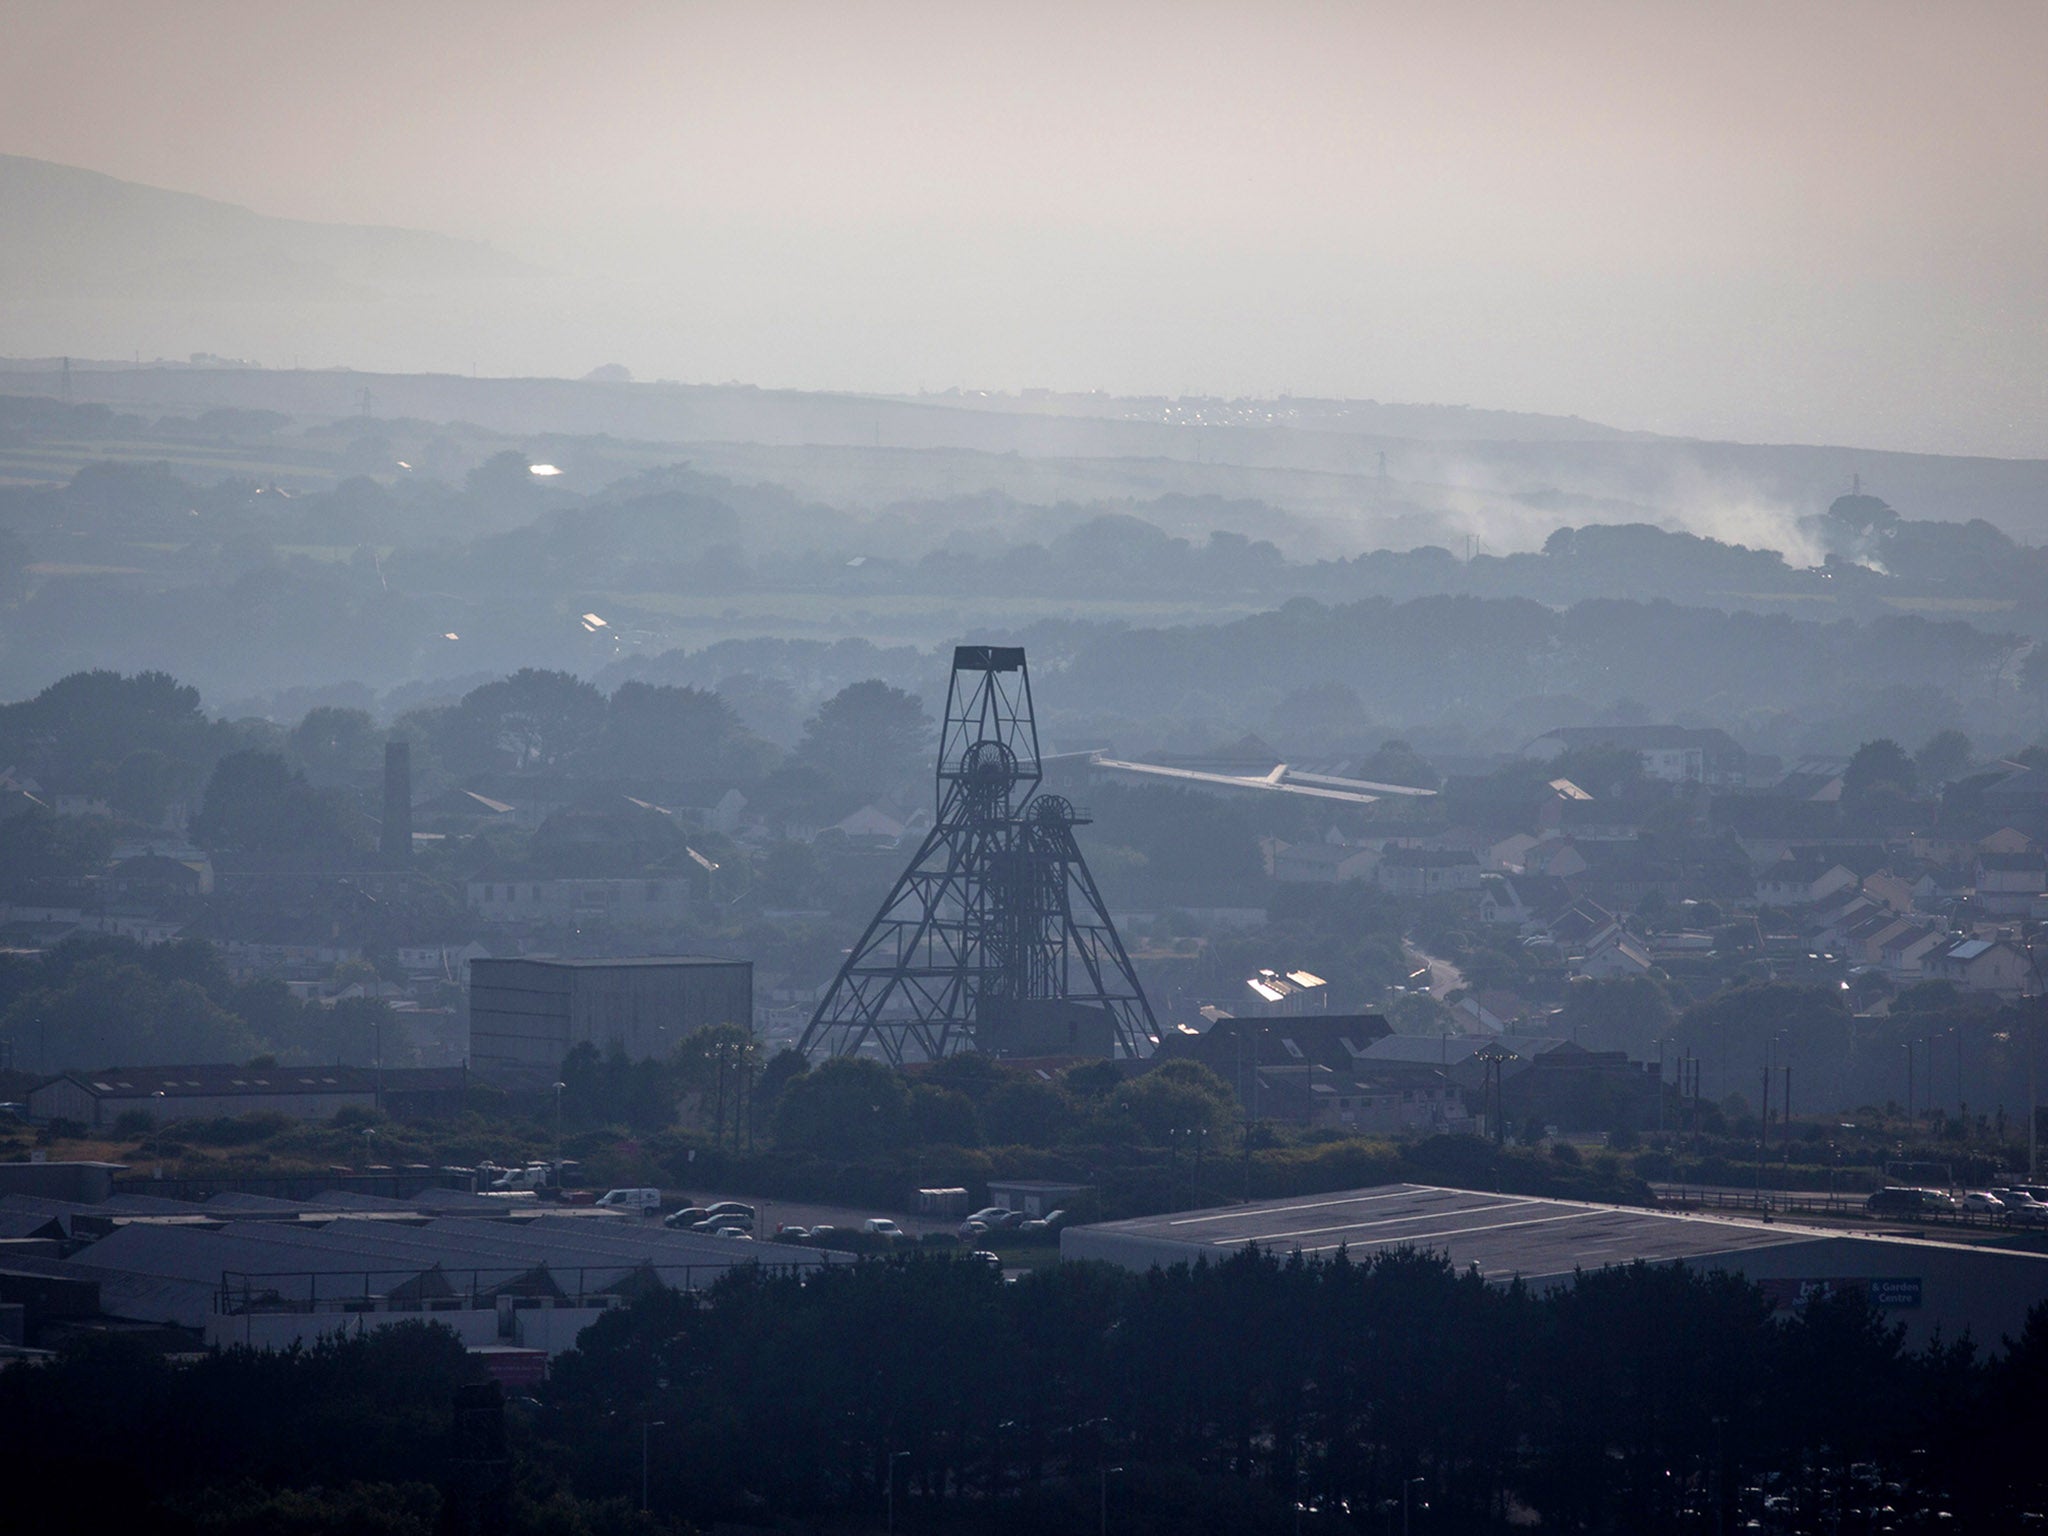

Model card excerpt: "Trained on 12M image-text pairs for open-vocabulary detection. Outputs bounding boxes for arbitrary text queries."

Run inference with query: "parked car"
[1992,1190,2048,1225]
[664,1206,711,1229]
[712,1225,752,1240]
[595,1187,662,1216]
[1960,1191,2007,1215]
[773,1226,811,1243]
[807,1224,839,1244]
[704,1201,755,1219]
[690,1213,753,1234]
[958,1206,1009,1238]
[862,1218,905,1239]
[1865,1187,1954,1217]
[490,1164,553,1191]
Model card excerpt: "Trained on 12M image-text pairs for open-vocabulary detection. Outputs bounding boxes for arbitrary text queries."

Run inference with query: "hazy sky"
[3,0,2045,454]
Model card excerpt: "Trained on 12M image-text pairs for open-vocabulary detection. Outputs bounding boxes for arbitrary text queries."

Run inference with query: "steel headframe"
[796,645,1158,1064]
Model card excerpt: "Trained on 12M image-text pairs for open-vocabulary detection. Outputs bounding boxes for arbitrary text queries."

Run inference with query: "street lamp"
[1474,1046,1516,1146]
[1100,1462,1123,1536]
[641,1419,665,1512]
[1404,1475,1428,1536]
[551,1080,566,1160]
[151,1090,166,1179]
[886,1449,910,1535]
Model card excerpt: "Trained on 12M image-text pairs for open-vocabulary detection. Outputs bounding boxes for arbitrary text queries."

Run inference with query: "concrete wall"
[206,1306,500,1353]
[27,1078,372,1129]
[470,958,752,1072]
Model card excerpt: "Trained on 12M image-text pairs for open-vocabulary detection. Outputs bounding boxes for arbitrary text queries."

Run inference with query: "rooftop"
[477,954,747,970]
[1066,1184,1807,1284]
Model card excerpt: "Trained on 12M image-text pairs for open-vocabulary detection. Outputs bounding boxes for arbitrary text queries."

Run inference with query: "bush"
[184,1111,293,1147]
[112,1108,158,1137]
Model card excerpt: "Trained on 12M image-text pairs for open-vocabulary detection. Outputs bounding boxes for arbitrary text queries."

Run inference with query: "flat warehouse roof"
[1064,1184,1812,1283]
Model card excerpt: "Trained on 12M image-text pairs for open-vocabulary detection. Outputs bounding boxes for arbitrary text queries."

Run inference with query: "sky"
[2,0,2045,455]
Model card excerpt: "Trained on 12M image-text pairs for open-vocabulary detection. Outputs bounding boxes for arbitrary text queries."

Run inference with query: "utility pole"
[887,1449,909,1536]
[641,1420,664,1512]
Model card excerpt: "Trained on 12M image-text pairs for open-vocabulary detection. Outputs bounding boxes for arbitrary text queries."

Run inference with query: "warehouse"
[468,955,752,1076]
[0,1186,836,1356]
[25,1065,468,1129]
[1062,1183,2048,1350]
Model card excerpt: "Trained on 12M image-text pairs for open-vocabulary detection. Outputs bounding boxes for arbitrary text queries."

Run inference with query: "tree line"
[4,1248,2040,1534]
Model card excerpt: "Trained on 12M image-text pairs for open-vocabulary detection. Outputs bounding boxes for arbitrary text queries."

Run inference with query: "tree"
[909,1083,982,1147]
[600,681,770,781]
[793,681,932,804]
[1385,991,1456,1036]
[110,748,176,823]
[1355,738,1438,790]
[675,1023,756,1144]
[982,1077,1074,1145]
[191,750,358,862]
[288,706,382,784]
[1118,1058,1238,1142]
[1843,738,1917,803]
[1555,975,1675,1057]
[2022,646,2048,730]
[0,807,112,896]
[1913,729,1973,788]
[438,669,606,775]
[773,1056,911,1155]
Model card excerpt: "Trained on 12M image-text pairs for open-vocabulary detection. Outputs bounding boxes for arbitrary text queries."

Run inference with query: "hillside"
[0,154,534,305]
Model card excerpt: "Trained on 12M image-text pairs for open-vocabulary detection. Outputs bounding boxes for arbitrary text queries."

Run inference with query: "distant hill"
[0,154,535,305]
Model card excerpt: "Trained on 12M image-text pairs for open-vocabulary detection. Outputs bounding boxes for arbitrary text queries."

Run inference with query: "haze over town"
[5,5,2048,1535]
[4,0,2046,454]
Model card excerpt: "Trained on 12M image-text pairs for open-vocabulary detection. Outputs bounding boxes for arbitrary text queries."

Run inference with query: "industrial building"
[0,1186,835,1358]
[26,1065,469,1129]
[468,955,752,1076]
[1062,1184,2048,1349]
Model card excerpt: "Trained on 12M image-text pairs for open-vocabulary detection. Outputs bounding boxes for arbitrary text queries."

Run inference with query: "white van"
[595,1187,662,1216]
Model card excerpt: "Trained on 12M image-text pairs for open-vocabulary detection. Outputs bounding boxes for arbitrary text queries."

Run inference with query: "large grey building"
[468,956,752,1075]
[1063,1184,2048,1350]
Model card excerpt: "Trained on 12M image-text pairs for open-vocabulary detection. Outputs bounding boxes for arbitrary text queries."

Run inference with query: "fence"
[1651,1183,2016,1229]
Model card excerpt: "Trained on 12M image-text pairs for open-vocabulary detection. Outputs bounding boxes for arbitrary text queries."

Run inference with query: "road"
[1403,942,1467,1001]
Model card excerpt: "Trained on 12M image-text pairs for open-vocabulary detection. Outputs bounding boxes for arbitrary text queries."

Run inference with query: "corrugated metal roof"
[1065,1184,1809,1284]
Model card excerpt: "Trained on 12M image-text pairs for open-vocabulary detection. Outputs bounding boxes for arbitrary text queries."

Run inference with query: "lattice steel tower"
[797,645,1158,1063]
